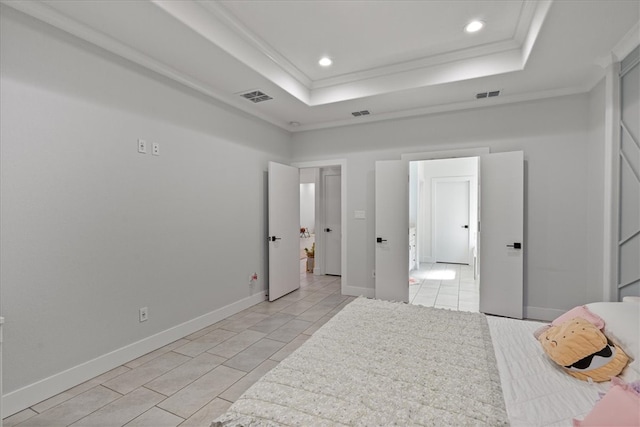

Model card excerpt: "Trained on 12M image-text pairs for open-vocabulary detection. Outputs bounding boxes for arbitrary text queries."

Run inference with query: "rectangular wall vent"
[476,90,501,99]
[240,90,273,103]
[352,110,371,117]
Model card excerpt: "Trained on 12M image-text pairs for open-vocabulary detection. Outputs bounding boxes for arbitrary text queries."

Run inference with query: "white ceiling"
[4,0,639,132]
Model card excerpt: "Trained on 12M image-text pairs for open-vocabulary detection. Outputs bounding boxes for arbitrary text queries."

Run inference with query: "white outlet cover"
[152,143,160,156]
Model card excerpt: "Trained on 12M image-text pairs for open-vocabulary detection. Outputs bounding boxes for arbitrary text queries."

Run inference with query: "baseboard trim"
[525,306,565,322]
[3,291,266,417]
[342,285,375,299]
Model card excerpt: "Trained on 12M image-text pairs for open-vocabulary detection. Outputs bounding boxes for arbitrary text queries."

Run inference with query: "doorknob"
[506,242,522,249]
[461,225,469,229]
[376,237,388,243]
[325,228,332,232]
[268,236,282,242]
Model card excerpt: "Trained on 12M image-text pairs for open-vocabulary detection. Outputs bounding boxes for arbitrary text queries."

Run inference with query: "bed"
[212,297,640,426]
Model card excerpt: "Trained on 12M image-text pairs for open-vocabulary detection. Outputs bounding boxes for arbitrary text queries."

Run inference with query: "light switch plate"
[138,139,147,154]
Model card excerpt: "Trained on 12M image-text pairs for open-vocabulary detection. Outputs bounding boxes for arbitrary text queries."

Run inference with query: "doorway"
[408,157,479,311]
[298,166,342,283]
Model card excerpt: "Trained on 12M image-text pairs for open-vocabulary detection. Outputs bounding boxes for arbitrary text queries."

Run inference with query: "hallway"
[409,262,478,312]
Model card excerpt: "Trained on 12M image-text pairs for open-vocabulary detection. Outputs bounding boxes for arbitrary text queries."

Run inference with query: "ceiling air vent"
[352,110,371,117]
[240,90,273,103]
[476,90,501,99]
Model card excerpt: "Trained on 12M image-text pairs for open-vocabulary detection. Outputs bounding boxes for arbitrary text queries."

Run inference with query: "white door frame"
[292,159,348,293]
[432,176,473,265]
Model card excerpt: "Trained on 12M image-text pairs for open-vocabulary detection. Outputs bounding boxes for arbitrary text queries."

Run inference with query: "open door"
[479,151,524,318]
[375,160,409,302]
[268,161,300,301]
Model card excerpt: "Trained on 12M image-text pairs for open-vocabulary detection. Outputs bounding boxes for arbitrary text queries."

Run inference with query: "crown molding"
[291,84,589,133]
[0,0,290,131]
[157,0,552,106]
[613,21,640,63]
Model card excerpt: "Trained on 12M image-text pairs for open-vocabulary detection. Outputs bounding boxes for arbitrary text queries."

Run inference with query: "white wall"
[0,7,290,413]
[292,94,603,318]
[587,78,606,303]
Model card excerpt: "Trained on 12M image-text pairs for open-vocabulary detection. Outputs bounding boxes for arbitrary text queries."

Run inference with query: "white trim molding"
[2,291,266,417]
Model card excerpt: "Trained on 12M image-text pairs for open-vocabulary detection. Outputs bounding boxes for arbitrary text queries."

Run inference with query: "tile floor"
[409,262,479,312]
[4,269,353,427]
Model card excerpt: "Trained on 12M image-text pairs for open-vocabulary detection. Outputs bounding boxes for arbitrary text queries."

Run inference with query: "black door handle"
[462,225,469,229]
[506,242,522,249]
[268,236,282,242]
[325,228,332,232]
[376,237,387,243]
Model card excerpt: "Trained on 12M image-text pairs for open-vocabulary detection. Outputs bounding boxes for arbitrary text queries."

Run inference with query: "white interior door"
[435,180,470,264]
[268,161,300,301]
[479,151,524,318]
[324,172,341,275]
[375,160,409,302]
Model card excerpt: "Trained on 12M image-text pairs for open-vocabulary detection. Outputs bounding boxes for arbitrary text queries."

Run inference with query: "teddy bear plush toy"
[538,317,629,382]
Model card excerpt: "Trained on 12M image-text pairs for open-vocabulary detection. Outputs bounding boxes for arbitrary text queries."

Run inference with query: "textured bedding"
[213,297,507,426]
[487,316,610,426]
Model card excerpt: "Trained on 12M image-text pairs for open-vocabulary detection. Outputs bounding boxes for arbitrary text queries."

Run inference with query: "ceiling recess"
[351,110,371,117]
[240,90,273,103]
[476,90,501,99]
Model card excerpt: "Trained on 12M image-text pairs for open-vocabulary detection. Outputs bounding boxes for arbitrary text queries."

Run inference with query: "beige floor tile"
[435,294,459,307]
[267,319,313,343]
[278,291,307,303]
[31,366,131,413]
[295,304,333,322]
[437,286,459,296]
[145,352,227,396]
[248,313,296,334]
[103,352,190,395]
[302,314,332,335]
[2,408,37,427]
[157,366,245,419]
[219,312,270,332]
[17,386,121,427]
[178,398,232,427]
[124,407,184,427]
[223,338,285,372]
[207,329,266,359]
[269,334,310,362]
[415,287,438,298]
[459,290,479,302]
[218,360,278,403]
[173,329,236,357]
[183,323,223,341]
[70,387,165,427]
[277,299,317,315]
[125,340,190,369]
[299,292,330,304]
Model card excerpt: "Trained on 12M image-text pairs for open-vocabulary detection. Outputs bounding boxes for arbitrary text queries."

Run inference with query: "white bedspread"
[213,297,507,426]
[487,316,610,426]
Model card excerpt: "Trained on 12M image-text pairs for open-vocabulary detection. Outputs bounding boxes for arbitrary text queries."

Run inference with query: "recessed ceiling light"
[465,20,485,33]
[318,57,333,67]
